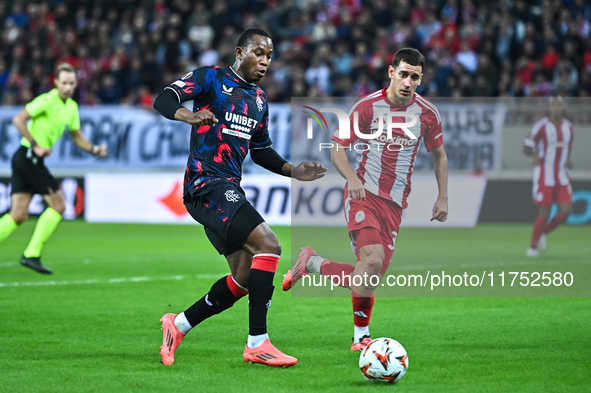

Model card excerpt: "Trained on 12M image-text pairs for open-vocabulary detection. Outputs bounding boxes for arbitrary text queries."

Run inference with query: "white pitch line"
[0,273,227,288]
[0,262,17,268]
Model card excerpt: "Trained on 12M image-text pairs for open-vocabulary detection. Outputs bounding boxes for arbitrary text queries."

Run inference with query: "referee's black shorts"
[184,180,265,257]
[11,145,60,195]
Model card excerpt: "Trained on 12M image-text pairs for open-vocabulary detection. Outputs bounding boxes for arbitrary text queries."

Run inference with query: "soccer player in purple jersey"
[153,27,326,367]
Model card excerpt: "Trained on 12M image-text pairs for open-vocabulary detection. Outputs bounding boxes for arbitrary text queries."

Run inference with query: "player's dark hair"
[55,63,77,79]
[236,27,271,49]
[392,48,425,70]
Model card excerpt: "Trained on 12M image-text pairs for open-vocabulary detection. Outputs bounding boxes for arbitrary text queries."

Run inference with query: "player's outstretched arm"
[288,161,327,181]
[250,147,326,180]
[153,89,218,126]
[431,145,448,222]
[331,142,365,200]
[70,129,108,158]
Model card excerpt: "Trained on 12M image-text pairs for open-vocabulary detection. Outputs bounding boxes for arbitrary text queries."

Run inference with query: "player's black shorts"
[184,180,265,257]
[10,145,60,195]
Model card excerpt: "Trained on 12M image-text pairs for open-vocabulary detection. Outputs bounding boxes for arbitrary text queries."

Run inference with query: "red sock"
[226,274,248,298]
[530,216,546,248]
[320,260,355,289]
[544,213,565,234]
[352,293,374,327]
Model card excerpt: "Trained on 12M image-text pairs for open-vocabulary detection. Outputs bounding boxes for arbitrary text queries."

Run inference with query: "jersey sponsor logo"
[180,71,193,80]
[355,210,365,223]
[224,112,259,128]
[222,129,252,140]
[225,190,241,202]
[222,84,234,94]
[374,134,419,146]
[223,112,259,139]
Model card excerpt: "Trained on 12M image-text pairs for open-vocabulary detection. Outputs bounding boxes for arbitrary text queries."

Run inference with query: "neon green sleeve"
[25,93,50,118]
[69,103,81,131]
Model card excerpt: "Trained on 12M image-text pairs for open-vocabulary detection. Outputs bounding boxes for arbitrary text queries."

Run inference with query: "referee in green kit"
[0,64,107,274]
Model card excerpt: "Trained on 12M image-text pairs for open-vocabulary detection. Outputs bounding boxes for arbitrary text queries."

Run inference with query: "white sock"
[247,333,269,348]
[354,325,370,342]
[174,312,192,334]
[307,255,325,274]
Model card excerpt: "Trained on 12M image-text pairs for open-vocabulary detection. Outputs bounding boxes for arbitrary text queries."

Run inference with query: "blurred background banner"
[0,104,291,169]
[85,172,487,226]
[0,176,84,219]
[85,172,292,225]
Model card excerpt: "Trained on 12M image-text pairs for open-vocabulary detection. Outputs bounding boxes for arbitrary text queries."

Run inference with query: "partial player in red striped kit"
[282,48,448,351]
[523,95,573,257]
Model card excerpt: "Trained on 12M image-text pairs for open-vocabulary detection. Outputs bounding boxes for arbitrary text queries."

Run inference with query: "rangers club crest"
[256,94,264,112]
[225,190,241,202]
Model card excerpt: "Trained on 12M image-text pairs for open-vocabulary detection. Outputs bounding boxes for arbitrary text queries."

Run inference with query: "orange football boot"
[243,339,298,367]
[351,335,373,351]
[160,313,186,365]
[282,246,318,291]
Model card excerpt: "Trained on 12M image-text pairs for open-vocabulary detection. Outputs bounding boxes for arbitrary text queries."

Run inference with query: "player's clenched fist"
[186,109,219,126]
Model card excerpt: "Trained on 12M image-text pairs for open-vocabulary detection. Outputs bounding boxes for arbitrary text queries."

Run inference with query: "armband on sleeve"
[153,89,184,120]
[250,147,288,175]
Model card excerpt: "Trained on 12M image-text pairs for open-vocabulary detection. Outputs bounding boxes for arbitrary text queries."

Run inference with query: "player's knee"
[259,238,281,256]
[561,205,572,218]
[247,229,282,255]
[362,254,384,277]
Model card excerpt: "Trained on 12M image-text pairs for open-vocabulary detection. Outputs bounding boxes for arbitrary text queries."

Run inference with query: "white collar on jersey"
[229,66,256,86]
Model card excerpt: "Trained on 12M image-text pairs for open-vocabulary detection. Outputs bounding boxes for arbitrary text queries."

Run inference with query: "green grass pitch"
[1,221,590,392]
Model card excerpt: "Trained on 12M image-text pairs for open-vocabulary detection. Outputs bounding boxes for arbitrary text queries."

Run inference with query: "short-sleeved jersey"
[22,88,80,149]
[331,89,443,209]
[164,66,272,197]
[524,116,573,187]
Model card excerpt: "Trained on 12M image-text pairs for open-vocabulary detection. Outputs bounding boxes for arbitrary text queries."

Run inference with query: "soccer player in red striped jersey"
[523,96,573,257]
[282,48,448,350]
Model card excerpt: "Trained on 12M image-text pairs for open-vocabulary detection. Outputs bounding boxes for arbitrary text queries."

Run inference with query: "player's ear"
[388,65,394,79]
[235,46,243,61]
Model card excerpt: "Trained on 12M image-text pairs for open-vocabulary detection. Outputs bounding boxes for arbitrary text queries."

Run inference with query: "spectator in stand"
[0,0,590,104]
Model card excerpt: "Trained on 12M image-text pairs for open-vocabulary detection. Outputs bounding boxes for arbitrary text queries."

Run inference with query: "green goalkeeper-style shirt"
[21,88,81,149]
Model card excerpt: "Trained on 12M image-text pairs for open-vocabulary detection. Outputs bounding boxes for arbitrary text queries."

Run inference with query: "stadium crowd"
[1,0,590,106]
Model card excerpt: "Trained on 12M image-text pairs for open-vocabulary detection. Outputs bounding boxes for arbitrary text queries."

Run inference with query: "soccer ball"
[359,337,408,383]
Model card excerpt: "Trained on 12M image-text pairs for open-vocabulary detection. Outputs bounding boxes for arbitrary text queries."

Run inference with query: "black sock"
[247,269,275,336]
[183,276,241,327]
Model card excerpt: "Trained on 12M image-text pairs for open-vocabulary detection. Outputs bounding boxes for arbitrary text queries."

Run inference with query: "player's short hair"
[55,63,77,79]
[392,48,425,70]
[236,27,271,49]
